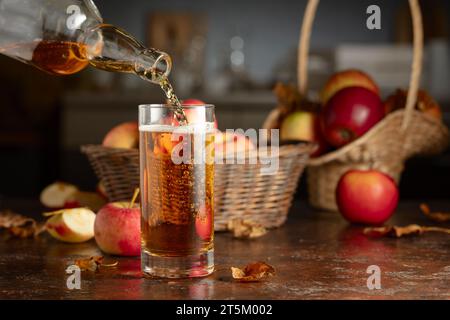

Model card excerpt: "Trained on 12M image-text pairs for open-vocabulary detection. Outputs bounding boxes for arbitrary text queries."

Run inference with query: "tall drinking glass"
[139,104,215,278]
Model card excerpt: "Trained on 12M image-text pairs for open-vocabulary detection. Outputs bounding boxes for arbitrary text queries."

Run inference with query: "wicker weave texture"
[82,143,315,230]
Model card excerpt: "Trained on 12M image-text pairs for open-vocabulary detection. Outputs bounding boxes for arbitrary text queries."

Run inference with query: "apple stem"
[339,128,354,142]
[129,188,140,208]
[43,210,65,217]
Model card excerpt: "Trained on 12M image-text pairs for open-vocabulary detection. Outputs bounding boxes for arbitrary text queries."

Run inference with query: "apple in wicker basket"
[280,111,328,157]
[321,87,384,147]
[320,69,379,104]
[102,121,139,149]
[336,170,399,225]
[384,88,443,120]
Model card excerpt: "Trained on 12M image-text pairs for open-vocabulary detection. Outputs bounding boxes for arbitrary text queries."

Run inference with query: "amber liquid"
[157,76,188,125]
[29,40,89,75]
[140,129,214,257]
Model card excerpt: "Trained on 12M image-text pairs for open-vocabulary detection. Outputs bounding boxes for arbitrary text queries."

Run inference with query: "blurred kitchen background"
[0,0,449,199]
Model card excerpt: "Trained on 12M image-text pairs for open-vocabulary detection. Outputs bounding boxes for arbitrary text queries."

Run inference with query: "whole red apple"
[336,170,399,225]
[94,202,141,256]
[321,87,384,147]
[321,69,379,104]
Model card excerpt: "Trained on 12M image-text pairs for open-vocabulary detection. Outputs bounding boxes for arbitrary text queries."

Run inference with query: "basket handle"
[297,0,423,130]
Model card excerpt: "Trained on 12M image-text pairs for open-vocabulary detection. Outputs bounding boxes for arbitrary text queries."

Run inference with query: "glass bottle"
[0,0,171,83]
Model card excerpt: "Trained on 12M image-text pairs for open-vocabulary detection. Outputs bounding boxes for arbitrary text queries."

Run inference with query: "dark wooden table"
[0,199,449,300]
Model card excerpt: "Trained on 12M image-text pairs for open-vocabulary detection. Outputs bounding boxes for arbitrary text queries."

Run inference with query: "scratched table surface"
[0,199,449,300]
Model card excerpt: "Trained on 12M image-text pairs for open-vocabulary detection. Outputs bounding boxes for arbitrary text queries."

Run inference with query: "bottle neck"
[80,24,172,84]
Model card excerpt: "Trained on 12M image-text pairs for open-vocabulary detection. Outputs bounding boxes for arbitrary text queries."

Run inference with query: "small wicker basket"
[264,0,449,211]
[82,143,315,230]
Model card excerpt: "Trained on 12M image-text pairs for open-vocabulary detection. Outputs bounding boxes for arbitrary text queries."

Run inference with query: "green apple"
[280,111,315,141]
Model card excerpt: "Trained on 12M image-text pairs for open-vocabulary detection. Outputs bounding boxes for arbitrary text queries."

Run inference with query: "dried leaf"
[364,224,450,238]
[0,210,45,238]
[227,219,267,239]
[231,262,275,282]
[420,203,450,223]
[0,210,34,228]
[274,83,320,117]
[74,256,118,272]
[8,221,46,238]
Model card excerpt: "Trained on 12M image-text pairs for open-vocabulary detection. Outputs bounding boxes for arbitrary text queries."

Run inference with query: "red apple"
[182,99,218,129]
[321,87,384,147]
[280,111,329,157]
[311,117,329,157]
[195,204,213,241]
[336,170,399,225]
[102,121,139,149]
[94,202,141,256]
[321,69,379,104]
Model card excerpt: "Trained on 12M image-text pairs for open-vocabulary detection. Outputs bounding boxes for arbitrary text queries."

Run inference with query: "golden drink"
[139,108,215,278]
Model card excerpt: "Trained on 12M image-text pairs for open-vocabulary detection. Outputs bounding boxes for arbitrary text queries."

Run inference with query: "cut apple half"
[66,191,107,212]
[45,208,96,243]
[40,182,79,209]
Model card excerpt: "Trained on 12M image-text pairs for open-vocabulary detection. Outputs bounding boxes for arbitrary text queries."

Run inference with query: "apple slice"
[195,204,213,241]
[40,182,79,209]
[45,208,96,243]
[66,191,107,212]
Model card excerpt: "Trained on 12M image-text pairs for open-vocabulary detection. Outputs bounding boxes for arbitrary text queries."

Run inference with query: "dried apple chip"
[0,210,34,228]
[0,210,45,238]
[420,203,450,223]
[364,224,450,238]
[8,221,46,238]
[231,261,275,282]
[74,256,118,272]
[227,219,267,239]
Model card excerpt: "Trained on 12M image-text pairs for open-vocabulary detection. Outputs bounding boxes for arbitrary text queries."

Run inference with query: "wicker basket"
[264,0,449,211]
[81,143,315,230]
